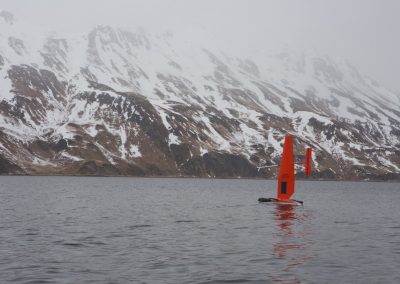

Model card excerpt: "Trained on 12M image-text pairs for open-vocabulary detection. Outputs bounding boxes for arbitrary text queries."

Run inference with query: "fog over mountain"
[2,0,400,93]
[0,0,399,179]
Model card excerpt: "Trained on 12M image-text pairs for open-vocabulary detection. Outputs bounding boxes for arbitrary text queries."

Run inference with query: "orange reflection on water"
[270,204,314,284]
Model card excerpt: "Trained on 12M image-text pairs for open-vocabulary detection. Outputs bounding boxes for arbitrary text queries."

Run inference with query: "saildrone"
[258,135,312,205]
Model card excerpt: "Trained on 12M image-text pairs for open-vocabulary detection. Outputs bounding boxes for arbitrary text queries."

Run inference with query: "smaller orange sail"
[277,135,295,201]
[305,148,312,176]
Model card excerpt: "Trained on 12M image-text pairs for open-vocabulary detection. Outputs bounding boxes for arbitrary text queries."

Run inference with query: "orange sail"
[277,135,295,201]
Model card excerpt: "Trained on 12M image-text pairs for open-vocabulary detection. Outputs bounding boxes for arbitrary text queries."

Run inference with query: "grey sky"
[1,0,399,93]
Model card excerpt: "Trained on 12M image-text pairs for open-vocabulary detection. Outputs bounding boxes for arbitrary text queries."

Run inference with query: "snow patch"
[129,144,142,158]
[119,125,127,159]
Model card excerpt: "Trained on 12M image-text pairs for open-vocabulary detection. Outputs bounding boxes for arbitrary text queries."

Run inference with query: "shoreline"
[1,174,399,183]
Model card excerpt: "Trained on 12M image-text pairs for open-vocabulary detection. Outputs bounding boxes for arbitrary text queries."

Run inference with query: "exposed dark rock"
[56,139,68,151]
[124,163,145,176]
[145,164,163,176]
[170,144,191,166]
[181,151,260,178]
[0,155,25,174]
[314,168,336,180]
[202,152,260,177]
[78,160,121,176]
[309,117,336,140]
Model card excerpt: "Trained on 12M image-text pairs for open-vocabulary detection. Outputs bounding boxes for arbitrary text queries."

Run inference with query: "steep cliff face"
[1,12,399,179]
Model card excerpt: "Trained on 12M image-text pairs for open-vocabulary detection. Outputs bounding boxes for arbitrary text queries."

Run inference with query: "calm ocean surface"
[0,176,399,283]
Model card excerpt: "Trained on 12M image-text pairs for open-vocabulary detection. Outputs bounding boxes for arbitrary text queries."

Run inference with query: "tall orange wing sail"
[277,135,295,200]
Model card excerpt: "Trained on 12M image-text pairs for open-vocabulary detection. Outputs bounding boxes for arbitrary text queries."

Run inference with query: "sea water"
[0,176,399,283]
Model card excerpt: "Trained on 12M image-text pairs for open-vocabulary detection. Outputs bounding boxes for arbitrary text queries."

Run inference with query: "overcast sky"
[1,0,399,93]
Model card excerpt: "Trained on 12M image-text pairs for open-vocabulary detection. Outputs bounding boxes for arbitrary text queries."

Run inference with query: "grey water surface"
[0,176,399,283]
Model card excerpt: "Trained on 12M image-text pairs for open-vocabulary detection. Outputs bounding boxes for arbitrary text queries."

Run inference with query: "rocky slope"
[1,11,400,180]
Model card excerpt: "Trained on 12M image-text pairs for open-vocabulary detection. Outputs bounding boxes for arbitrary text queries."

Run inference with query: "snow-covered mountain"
[1,11,399,179]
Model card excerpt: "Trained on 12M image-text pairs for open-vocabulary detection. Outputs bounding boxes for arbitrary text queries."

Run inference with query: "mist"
[1,0,399,93]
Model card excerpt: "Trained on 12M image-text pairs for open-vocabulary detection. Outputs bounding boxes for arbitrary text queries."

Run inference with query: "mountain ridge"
[1,11,400,180]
